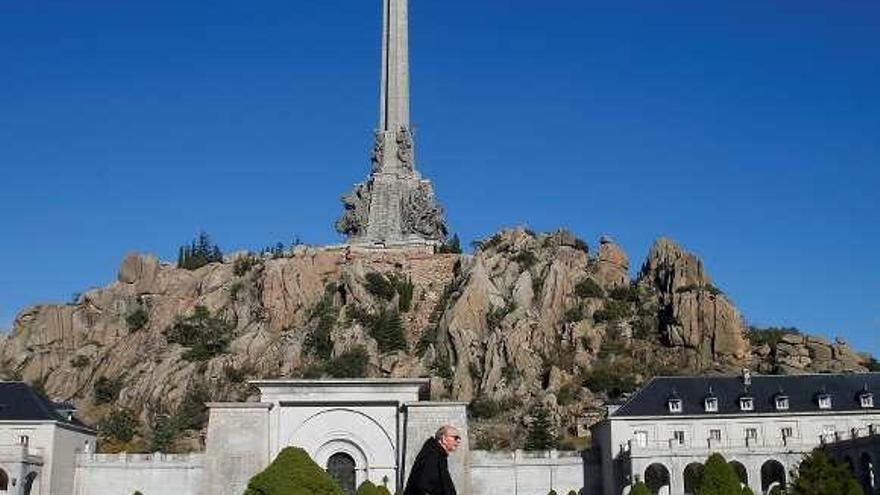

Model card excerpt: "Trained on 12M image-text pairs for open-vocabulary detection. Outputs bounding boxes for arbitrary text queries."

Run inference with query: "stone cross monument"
[336,0,448,246]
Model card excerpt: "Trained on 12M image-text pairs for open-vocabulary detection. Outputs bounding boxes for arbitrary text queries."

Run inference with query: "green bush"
[126,307,149,332]
[164,306,234,362]
[70,355,90,368]
[469,396,503,419]
[629,482,650,495]
[556,382,580,406]
[575,278,604,299]
[305,296,337,359]
[787,449,861,495]
[609,285,639,302]
[486,302,516,329]
[564,306,584,323]
[325,346,369,378]
[177,232,223,270]
[357,481,381,495]
[365,273,396,301]
[431,354,454,380]
[245,447,346,495]
[580,362,637,398]
[93,376,124,405]
[746,326,801,348]
[514,250,538,269]
[348,306,406,353]
[233,255,261,276]
[548,491,558,495]
[389,274,414,312]
[133,492,144,495]
[98,408,140,443]
[697,453,741,495]
[437,234,462,254]
[593,300,632,323]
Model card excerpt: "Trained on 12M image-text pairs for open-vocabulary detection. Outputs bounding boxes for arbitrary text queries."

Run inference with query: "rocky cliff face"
[0,229,870,450]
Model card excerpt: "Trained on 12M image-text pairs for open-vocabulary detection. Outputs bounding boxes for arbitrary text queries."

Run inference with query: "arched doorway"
[0,468,8,491]
[683,463,704,495]
[861,453,875,493]
[327,452,357,494]
[729,461,748,487]
[761,460,785,495]
[644,463,670,495]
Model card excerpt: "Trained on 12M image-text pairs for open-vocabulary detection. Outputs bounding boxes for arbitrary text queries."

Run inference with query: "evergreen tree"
[525,406,558,450]
[438,234,462,254]
[788,449,862,495]
[357,481,381,495]
[630,481,651,495]
[244,447,346,495]
[697,453,742,495]
[177,231,223,270]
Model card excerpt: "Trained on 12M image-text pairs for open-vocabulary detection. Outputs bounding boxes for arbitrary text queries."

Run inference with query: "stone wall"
[73,453,203,495]
[469,450,585,495]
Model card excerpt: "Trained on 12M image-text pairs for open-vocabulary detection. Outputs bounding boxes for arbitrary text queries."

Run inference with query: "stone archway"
[861,452,875,493]
[683,463,704,495]
[761,460,785,495]
[0,467,8,491]
[729,460,748,487]
[645,463,670,495]
[328,452,357,494]
[23,471,39,495]
[288,408,398,491]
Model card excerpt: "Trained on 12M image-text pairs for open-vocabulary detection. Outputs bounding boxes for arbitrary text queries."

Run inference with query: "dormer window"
[668,398,682,413]
[739,397,754,411]
[860,392,874,409]
[704,397,718,412]
[775,395,789,411]
[818,394,832,410]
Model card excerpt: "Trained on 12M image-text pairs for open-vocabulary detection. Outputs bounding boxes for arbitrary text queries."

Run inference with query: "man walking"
[403,425,461,495]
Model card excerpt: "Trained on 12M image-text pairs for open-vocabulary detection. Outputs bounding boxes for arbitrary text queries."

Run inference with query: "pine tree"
[525,406,558,450]
[788,449,862,495]
[698,453,742,495]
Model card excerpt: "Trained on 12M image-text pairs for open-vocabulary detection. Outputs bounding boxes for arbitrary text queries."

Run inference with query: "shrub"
[556,382,580,406]
[70,355,90,368]
[177,231,223,270]
[548,491,558,495]
[349,307,406,353]
[787,449,862,495]
[164,306,234,362]
[244,446,346,495]
[365,273,396,301]
[486,302,516,329]
[416,326,437,357]
[305,297,337,360]
[580,362,637,398]
[575,278,604,299]
[357,481,381,495]
[99,408,140,443]
[389,274,414,312]
[147,411,177,453]
[469,396,502,419]
[564,306,584,323]
[609,285,639,302]
[697,453,741,495]
[746,326,801,348]
[93,376,124,405]
[126,307,149,332]
[437,234,462,254]
[514,250,538,269]
[593,300,632,323]
[233,255,261,277]
[431,354,453,380]
[326,346,369,378]
[175,383,210,431]
[573,238,589,253]
[629,482,650,495]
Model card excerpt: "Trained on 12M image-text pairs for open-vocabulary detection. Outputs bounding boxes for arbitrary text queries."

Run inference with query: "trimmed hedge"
[244,447,346,495]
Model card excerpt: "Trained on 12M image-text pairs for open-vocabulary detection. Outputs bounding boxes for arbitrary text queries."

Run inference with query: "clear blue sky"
[1,1,878,355]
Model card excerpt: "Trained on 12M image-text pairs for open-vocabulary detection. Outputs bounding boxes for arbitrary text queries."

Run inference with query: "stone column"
[403,402,470,494]
[201,403,272,495]
[380,0,410,132]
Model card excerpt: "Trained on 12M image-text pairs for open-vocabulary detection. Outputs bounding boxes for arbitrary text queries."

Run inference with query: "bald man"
[403,425,461,495]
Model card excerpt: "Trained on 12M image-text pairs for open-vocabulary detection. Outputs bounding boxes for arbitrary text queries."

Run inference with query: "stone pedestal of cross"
[336,0,448,246]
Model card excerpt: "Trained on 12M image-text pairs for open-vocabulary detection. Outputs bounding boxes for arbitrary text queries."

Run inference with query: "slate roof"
[613,373,880,417]
[0,381,93,430]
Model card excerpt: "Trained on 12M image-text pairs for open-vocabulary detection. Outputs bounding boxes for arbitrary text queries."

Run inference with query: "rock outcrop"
[0,229,870,450]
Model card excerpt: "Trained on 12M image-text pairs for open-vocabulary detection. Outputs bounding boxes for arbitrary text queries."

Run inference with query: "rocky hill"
[0,229,869,451]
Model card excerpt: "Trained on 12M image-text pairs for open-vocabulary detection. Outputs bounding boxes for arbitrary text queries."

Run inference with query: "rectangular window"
[19,435,29,446]
[745,428,758,440]
[781,427,793,439]
[634,431,648,447]
[673,430,686,445]
[818,395,832,410]
[709,429,722,441]
[668,399,682,413]
[705,398,718,412]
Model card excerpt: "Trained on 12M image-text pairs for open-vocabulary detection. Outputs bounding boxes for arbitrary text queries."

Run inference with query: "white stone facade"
[0,420,95,495]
